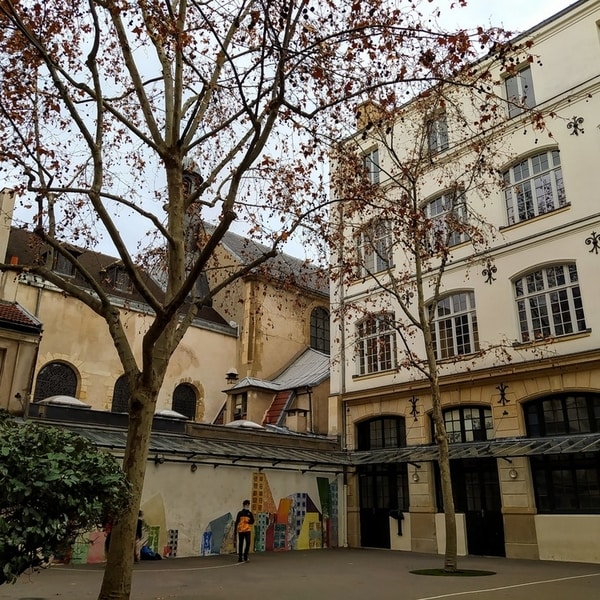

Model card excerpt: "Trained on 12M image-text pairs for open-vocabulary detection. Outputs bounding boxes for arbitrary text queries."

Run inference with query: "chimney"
[0,188,16,265]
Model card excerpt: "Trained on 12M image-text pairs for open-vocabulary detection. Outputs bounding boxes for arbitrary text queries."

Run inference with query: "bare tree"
[0,1,515,596]
[329,69,546,570]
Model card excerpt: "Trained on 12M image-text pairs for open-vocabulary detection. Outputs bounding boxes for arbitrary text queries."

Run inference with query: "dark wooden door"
[452,458,505,557]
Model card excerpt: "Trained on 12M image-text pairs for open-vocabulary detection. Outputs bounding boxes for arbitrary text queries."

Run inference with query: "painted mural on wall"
[201,473,338,556]
[71,470,338,564]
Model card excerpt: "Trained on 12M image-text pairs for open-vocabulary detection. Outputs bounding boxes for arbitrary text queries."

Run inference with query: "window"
[357,416,406,450]
[105,265,132,293]
[505,66,536,117]
[112,375,130,413]
[525,394,600,514]
[172,383,197,420]
[427,113,449,154]
[33,361,78,402]
[524,394,600,437]
[356,313,396,375]
[430,292,479,360]
[443,406,493,443]
[310,306,330,354]
[531,453,600,513]
[514,264,586,343]
[503,150,566,225]
[424,191,469,249]
[356,220,392,276]
[362,147,380,184]
[233,392,247,420]
[53,253,76,277]
[356,418,409,518]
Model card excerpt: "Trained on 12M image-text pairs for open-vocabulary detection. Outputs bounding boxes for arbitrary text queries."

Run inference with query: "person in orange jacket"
[234,500,254,563]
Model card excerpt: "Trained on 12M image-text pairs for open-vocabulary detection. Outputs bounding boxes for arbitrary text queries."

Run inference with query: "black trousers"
[238,531,251,560]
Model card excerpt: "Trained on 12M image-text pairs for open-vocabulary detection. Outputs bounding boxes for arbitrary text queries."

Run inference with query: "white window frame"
[505,65,536,117]
[430,292,479,360]
[362,147,380,184]
[514,264,587,343]
[356,313,396,376]
[356,220,392,277]
[427,113,449,154]
[503,150,566,225]
[424,191,469,249]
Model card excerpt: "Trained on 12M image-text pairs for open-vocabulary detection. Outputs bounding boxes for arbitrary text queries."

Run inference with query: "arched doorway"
[356,416,408,548]
[436,406,505,556]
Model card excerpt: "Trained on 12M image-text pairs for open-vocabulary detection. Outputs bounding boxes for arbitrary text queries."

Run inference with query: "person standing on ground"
[235,500,254,563]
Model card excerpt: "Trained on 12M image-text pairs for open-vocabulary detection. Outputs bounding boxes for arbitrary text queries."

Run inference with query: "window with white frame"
[427,113,449,154]
[356,220,392,276]
[503,150,566,225]
[514,264,587,343]
[505,66,536,117]
[443,406,493,443]
[362,147,380,184]
[430,292,479,360]
[424,190,469,249]
[356,313,396,375]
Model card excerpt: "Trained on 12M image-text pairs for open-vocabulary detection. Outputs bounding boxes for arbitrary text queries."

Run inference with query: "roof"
[5,227,231,329]
[42,423,600,471]
[0,299,43,335]
[54,421,347,474]
[24,417,600,472]
[219,228,329,297]
[350,433,600,465]
[227,348,330,394]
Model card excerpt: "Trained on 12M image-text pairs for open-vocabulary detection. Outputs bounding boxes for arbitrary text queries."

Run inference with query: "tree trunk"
[98,387,158,600]
[428,375,457,571]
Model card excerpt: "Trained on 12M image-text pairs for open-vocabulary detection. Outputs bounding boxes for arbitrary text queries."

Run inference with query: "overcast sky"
[437,0,578,31]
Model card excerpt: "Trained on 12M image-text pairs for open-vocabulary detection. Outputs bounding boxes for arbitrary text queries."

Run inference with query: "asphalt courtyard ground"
[2,548,600,600]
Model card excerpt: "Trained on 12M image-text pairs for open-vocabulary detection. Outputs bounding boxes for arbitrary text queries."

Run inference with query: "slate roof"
[227,348,330,394]
[218,228,329,297]
[5,227,231,329]
[0,299,42,334]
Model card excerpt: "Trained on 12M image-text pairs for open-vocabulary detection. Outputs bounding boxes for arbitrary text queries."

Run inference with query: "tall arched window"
[430,292,479,360]
[310,306,330,354]
[33,361,77,402]
[503,149,565,225]
[514,264,586,343]
[112,375,130,413]
[172,383,197,420]
[524,394,600,513]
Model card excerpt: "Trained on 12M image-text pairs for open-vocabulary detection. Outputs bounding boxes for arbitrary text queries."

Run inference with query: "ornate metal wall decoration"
[409,396,420,421]
[567,116,584,135]
[482,260,497,285]
[585,231,599,254]
[496,383,509,407]
[401,289,414,307]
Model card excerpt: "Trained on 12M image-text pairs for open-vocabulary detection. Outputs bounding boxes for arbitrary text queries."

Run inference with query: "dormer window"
[105,264,132,293]
[53,253,76,277]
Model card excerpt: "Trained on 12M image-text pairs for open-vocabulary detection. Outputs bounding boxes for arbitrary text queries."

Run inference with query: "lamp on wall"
[509,468,518,480]
[154,454,165,465]
[409,462,421,482]
[190,463,198,473]
[225,368,239,384]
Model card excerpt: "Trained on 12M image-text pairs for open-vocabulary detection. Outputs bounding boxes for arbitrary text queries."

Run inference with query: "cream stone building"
[330,0,600,563]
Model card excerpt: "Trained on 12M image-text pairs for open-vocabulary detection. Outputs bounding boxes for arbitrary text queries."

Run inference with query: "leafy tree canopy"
[0,411,130,585]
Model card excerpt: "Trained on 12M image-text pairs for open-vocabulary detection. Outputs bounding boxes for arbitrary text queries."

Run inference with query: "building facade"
[330,0,600,563]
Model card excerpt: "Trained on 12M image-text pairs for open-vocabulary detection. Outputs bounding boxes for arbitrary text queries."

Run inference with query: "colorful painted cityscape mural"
[69,471,337,563]
[201,473,338,556]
